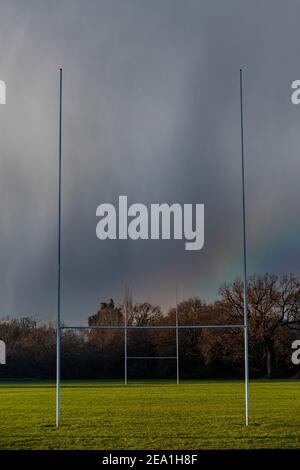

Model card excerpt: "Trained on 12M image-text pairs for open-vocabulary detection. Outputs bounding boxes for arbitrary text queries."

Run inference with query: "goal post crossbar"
[127,357,177,360]
[61,324,245,330]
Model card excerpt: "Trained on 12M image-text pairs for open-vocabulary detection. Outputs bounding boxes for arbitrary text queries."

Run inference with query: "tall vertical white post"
[124,299,127,385]
[239,68,250,426]
[56,68,63,428]
[176,285,179,385]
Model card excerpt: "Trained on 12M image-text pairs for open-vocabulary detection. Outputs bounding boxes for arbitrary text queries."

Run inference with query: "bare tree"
[128,302,162,326]
[220,273,300,378]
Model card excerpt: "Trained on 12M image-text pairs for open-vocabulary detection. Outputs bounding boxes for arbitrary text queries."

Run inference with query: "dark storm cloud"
[1,0,300,322]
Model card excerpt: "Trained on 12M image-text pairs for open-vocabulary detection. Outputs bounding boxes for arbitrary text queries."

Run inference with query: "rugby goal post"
[55,68,250,428]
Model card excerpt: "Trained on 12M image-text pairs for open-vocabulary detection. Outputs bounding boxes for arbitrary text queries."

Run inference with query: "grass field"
[0,380,299,450]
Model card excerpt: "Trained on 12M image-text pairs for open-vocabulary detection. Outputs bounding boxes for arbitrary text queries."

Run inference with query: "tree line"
[0,273,299,380]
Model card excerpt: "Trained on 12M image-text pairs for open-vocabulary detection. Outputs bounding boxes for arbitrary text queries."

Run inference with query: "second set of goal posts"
[55,68,250,428]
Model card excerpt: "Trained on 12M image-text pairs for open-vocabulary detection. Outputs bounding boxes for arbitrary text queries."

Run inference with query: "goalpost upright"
[239,68,250,426]
[175,285,179,385]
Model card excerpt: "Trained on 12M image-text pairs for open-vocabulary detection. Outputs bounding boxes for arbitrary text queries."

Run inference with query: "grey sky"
[1,0,300,323]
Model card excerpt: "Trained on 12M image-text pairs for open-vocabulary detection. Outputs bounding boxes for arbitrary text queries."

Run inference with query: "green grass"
[0,380,299,450]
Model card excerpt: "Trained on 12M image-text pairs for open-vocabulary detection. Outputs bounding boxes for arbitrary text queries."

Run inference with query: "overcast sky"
[1,0,300,323]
